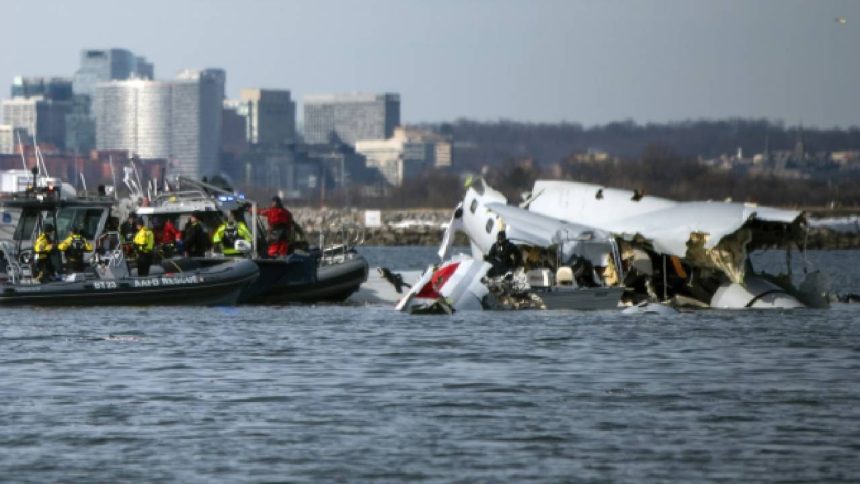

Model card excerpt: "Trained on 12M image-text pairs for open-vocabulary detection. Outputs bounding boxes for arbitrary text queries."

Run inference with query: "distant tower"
[794,126,805,163]
[763,133,770,164]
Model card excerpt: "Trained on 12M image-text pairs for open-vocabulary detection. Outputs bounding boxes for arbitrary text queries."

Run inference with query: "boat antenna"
[131,157,144,196]
[29,121,49,178]
[176,175,234,197]
[15,130,27,171]
[109,155,118,200]
[122,166,141,199]
[35,143,49,179]
[79,173,88,192]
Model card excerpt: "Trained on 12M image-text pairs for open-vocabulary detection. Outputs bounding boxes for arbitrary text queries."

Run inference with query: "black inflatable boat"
[239,250,368,304]
[0,258,259,306]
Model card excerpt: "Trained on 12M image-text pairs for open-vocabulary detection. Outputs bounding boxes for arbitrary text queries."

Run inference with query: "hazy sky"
[4,0,859,127]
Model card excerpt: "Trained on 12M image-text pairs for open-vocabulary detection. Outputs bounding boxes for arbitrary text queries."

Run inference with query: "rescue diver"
[484,230,523,277]
[34,223,59,283]
[58,225,93,273]
[378,267,411,294]
[212,212,252,256]
[183,211,209,257]
[259,196,292,257]
[133,218,155,276]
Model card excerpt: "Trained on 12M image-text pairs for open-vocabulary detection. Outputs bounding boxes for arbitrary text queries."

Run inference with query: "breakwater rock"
[806,228,860,250]
[292,207,462,246]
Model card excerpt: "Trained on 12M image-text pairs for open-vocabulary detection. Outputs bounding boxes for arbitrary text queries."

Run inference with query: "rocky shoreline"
[291,207,860,249]
[294,207,456,246]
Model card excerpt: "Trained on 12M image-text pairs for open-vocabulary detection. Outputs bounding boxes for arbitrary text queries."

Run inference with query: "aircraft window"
[469,199,478,214]
[485,218,494,234]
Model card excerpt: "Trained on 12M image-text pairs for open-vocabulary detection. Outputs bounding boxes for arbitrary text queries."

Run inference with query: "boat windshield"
[54,207,108,239]
[13,209,39,241]
[11,206,108,242]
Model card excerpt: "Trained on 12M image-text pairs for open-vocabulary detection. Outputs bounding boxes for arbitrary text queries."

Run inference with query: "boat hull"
[0,258,259,306]
[239,253,369,304]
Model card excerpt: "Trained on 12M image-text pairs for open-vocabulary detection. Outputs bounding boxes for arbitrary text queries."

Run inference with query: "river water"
[1,248,859,482]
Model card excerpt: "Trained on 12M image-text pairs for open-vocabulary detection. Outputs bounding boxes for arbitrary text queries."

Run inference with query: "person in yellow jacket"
[58,225,94,273]
[132,218,155,276]
[212,213,252,256]
[34,223,58,283]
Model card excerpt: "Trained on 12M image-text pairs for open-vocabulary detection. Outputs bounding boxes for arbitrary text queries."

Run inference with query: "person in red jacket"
[154,217,182,258]
[259,196,292,257]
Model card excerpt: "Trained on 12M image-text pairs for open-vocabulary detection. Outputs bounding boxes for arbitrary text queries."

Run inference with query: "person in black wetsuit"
[119,214,137,244]
[484,230,522,277]
[183,211,209,257]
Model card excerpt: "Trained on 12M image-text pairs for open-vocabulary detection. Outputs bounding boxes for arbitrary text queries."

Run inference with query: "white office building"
[303,92,399,146]
[94,69,224,178]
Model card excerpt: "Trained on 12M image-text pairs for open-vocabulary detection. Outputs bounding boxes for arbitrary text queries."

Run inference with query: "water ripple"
[0,250,859,482]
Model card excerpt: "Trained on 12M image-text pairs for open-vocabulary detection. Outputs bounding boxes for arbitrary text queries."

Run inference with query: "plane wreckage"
[396,178,830,313]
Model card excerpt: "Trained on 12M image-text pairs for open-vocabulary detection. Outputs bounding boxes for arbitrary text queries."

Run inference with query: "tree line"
[427,118,860,170]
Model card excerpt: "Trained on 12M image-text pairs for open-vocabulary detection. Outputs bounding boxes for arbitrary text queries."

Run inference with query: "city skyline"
[1,0,858,128]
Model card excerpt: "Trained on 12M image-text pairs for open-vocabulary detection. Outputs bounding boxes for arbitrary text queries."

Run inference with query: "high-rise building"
[64,95,95,154]
[239,88,296,146]
[221,100,249,156]
[302,93,399,145]
[172,69,225,178]
[4,76,73,149]
[0,124,16,154]
[93,69,224,179]
[69,48,154,154]
[73,48,154,97]
[1,97,67,149]
[11,77,73,101]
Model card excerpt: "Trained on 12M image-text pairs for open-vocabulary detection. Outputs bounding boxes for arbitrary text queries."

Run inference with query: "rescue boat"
[0,181,258,306]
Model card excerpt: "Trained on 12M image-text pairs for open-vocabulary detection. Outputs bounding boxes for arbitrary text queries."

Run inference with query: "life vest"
[222,223,238,247]
[34,233,54,260]
[67,235,86,258]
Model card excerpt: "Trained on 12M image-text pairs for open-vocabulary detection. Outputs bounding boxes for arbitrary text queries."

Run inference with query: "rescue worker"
[154,217,181,258]
[133,218,155,276]
[212,212,252,256]
[484,230,523,277]
[259,196,292,257]
[183,211,209,257]
[34,223,59,283]
[58,225,93,273]
[119,213,137,244]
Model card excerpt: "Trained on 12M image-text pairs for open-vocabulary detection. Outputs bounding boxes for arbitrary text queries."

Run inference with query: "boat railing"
[93,232,130,279]
[317,223,365,266]
[0,240,34,284]
[150,190,215,207]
